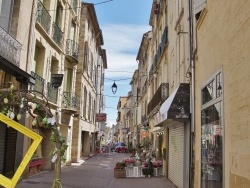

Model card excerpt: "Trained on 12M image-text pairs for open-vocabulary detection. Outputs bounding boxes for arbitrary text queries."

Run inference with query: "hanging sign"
[96,113,107,122]
[51,74,63,88]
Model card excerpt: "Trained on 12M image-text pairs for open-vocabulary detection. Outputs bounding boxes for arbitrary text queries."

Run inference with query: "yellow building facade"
[193,0,250,187]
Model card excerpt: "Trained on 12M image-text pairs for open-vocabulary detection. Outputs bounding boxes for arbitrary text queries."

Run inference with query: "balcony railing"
[52,22,63,48]
[37,0,51,34]
[62,91,78,110]
[66,39,79,61]
[147,83,169,115]
[0,26,21,67]
[47,82,58,104]
[149,27,168,80]
[31,71,45,97]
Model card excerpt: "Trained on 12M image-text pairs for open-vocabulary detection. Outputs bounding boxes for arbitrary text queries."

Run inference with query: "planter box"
[154,167,163,176]
[126,167,134,177]
[114,169,126,178]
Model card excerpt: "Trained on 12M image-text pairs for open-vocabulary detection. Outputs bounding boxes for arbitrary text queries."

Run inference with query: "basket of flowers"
[114,162,126,178]
[123,158,135,167]
[153,160,163,168]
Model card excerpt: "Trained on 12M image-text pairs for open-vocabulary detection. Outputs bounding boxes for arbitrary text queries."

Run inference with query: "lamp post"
[111,81,117,94]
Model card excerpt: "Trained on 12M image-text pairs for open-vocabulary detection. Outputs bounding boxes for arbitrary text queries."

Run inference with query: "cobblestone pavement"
[16,152,177,188]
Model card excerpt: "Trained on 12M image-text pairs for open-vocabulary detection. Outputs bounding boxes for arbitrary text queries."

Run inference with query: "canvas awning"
[0,57,35,84]
[153,83,190,126]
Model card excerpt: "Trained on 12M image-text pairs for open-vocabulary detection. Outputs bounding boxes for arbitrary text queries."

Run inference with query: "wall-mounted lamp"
[111,81,117,94]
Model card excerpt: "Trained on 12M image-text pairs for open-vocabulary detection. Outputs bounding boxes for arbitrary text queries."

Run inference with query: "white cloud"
[101,23,151,124]
[101,23,151,79]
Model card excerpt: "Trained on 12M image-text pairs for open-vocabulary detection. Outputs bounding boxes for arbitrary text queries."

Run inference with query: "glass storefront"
[201,72,223,188]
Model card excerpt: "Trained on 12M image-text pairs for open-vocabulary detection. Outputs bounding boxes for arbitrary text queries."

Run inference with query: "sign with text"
[96,113,107,122]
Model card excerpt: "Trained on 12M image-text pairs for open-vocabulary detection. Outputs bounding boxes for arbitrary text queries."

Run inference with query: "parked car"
[115,142,127,153]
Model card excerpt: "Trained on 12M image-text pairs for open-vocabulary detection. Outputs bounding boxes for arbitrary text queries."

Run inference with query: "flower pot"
[114,168,126,178]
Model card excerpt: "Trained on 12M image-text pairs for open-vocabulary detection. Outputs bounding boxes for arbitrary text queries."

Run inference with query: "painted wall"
[194,0,250,187]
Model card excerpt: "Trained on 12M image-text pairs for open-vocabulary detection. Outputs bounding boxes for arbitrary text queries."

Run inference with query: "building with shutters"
[0,0,83,177]
[0,0,35,178]
[146,0,191,187]
[71,2,107,163]
[30,0,82,173]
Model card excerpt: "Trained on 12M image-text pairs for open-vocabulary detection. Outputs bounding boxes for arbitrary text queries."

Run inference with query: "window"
[83,87,87,118]
[55,2,63,28]
[201,71,223,188]
[201,72,223,105]
[195,0,206,20]
[0,0,13,31]
[88,93,91,120]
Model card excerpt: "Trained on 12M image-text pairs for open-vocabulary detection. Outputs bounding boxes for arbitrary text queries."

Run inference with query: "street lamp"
[111,81,117,94]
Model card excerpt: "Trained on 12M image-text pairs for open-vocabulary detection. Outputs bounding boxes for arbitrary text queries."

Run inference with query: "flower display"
[122,158,135,166]
[153,160,163,168]
[114,162,126,169]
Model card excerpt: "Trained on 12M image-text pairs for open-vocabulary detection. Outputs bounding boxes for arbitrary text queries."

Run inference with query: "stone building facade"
[71,2,106,162]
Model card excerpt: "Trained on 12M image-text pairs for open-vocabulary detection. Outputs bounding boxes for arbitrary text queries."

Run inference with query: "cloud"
[101,23,151,79]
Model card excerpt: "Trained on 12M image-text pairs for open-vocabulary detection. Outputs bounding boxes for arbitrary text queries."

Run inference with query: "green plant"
[114,162,126,169]
[142,137,151,150]
[0,84,67,186]
[142,167,153,176]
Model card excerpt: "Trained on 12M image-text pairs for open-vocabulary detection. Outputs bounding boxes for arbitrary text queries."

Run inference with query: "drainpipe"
[188,0,195,188]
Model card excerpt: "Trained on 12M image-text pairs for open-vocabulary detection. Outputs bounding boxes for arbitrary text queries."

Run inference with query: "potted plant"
[142,158,154,177]
[114,162,126,178]
[123,158,135,167]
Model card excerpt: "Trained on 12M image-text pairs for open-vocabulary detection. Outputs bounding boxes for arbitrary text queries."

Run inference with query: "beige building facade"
[0,0,82,177]
[72,2,106,162]
[31,0,81,171]
[193,0,250,187]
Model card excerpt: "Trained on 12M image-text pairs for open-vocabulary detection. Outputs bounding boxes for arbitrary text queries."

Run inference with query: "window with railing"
[66,39,79,60]
[62,92,78,110]
[31,71,45,97]
[147,83,169,115]
[52,22,63,48]
[47,82,58,104]
[0,26,21,67]
[37,0,51,34]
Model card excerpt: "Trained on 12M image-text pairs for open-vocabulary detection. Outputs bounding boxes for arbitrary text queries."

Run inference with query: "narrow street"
[16,153,177,188]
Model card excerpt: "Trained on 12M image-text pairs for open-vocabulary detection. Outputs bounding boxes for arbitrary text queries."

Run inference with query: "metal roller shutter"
[168,124,184,188]
[0,123,6,173]
[4,126,17,177]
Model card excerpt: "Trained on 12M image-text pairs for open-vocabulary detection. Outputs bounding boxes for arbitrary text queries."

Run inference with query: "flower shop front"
[114,157,163,178]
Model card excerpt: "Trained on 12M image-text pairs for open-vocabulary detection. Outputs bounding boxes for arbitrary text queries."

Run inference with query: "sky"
[86,0,152,126]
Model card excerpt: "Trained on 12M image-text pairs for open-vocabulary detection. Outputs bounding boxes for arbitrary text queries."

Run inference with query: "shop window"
[201,71,223,188]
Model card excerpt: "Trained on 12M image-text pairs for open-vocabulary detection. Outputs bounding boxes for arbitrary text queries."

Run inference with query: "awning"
[0,57,35,84]
[154,83,190,125]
